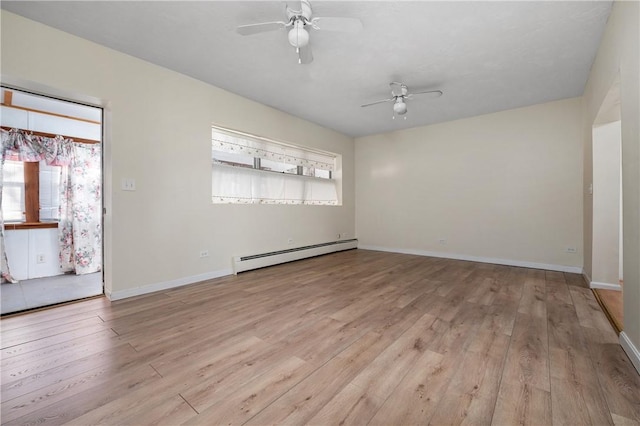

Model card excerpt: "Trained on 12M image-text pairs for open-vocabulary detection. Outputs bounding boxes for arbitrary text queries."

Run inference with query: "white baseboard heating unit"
[232,239,358,274]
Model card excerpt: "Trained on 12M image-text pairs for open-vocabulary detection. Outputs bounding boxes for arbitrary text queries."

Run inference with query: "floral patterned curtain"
[59,143,102,274]
[2,130,73,165]
[0,128,100,282]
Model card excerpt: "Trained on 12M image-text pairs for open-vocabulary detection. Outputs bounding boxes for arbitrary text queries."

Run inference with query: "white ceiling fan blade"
[311,17,363,32]
[361,98,395,108]
[298,44,313,64]
[406,90,443,100]
[237,21,288,36]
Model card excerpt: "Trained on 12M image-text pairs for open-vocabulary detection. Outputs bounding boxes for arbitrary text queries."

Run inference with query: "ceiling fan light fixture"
[393,99,407,115]
[288,21,309,48]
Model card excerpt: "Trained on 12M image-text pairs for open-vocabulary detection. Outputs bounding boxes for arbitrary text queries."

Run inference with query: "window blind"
[1,160,25,222]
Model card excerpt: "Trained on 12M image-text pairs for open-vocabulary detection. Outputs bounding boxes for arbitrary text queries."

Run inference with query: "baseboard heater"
[232,238,358,274]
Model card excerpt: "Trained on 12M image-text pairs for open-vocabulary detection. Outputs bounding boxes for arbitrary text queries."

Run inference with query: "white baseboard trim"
[105,268,233,301]
[357,245,583,274]
[590,281,622,291]
[620,332,640,375]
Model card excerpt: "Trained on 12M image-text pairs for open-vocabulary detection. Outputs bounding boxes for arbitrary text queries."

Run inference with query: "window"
[39,161,62,221]
[2,160,25,222]
[212,127,339,205]
[1,159,61,223]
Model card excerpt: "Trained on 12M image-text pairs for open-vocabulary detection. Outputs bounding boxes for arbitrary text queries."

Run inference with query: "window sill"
[4,222,59,230]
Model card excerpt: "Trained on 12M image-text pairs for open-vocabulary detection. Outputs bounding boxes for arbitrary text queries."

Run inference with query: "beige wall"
[592,121,621,286]
[0,11,355,298]
[583,1,640,366]
[355,98,583,271]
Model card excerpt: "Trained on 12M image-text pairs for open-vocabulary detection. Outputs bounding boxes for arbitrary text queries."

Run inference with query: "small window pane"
[260,158,297,174]
[1,160,25,222]
[212,150,254,168]
[39,160,61,221]
[314,169,331,179]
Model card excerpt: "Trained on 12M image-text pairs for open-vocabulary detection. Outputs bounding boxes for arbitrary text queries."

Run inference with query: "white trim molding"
[589,281,623,291]
[105,268,232,301]
[357,245,583,274]
[620,332,640,375]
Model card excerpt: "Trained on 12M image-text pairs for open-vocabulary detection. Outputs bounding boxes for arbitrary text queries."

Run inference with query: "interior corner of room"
[0,0,638,379]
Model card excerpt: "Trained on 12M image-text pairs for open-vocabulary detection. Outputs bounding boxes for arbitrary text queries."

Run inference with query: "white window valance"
[212,127,335,171]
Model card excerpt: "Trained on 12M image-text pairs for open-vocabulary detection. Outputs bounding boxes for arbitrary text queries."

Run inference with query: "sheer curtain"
[212,164,338,205]
[0,128,101,282]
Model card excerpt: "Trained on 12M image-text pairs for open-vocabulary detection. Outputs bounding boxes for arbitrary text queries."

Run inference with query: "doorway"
[591,76,623,332]
[1,87,103,314]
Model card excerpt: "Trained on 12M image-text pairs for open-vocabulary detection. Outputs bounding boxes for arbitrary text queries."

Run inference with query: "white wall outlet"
[342,232,348,239]
[337,233,341,239]
[199,250,209,258]
[287,238,294,245]
[566,247,577,253]
[438,239,447,245]
[121,178,136,191]
[36,253,46,264]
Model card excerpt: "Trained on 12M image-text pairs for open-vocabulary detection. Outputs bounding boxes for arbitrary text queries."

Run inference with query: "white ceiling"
[2,1,612,137]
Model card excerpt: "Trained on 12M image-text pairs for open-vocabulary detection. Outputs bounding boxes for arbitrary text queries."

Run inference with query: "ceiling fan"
[361,82,443,119]
[236,0,363,64]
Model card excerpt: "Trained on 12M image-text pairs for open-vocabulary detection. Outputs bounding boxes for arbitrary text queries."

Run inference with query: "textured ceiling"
[1,1,612,137]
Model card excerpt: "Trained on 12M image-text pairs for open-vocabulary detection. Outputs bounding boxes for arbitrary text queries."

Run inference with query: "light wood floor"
[594,286,624,334]
[1,249,639,425]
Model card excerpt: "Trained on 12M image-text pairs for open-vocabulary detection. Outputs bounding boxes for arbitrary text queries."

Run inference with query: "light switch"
[121,178,136,191]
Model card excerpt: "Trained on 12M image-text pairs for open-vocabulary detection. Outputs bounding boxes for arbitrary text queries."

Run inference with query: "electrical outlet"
[337,233,341,239]
[438,239,446,245]
[566,247,577,253]
[36,254,45,264]
[199,250,209,258]
[288,238,294,245]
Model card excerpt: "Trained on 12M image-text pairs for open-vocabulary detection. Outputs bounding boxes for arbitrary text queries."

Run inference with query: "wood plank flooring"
[594,287,623,334]
[1,249,639,425]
